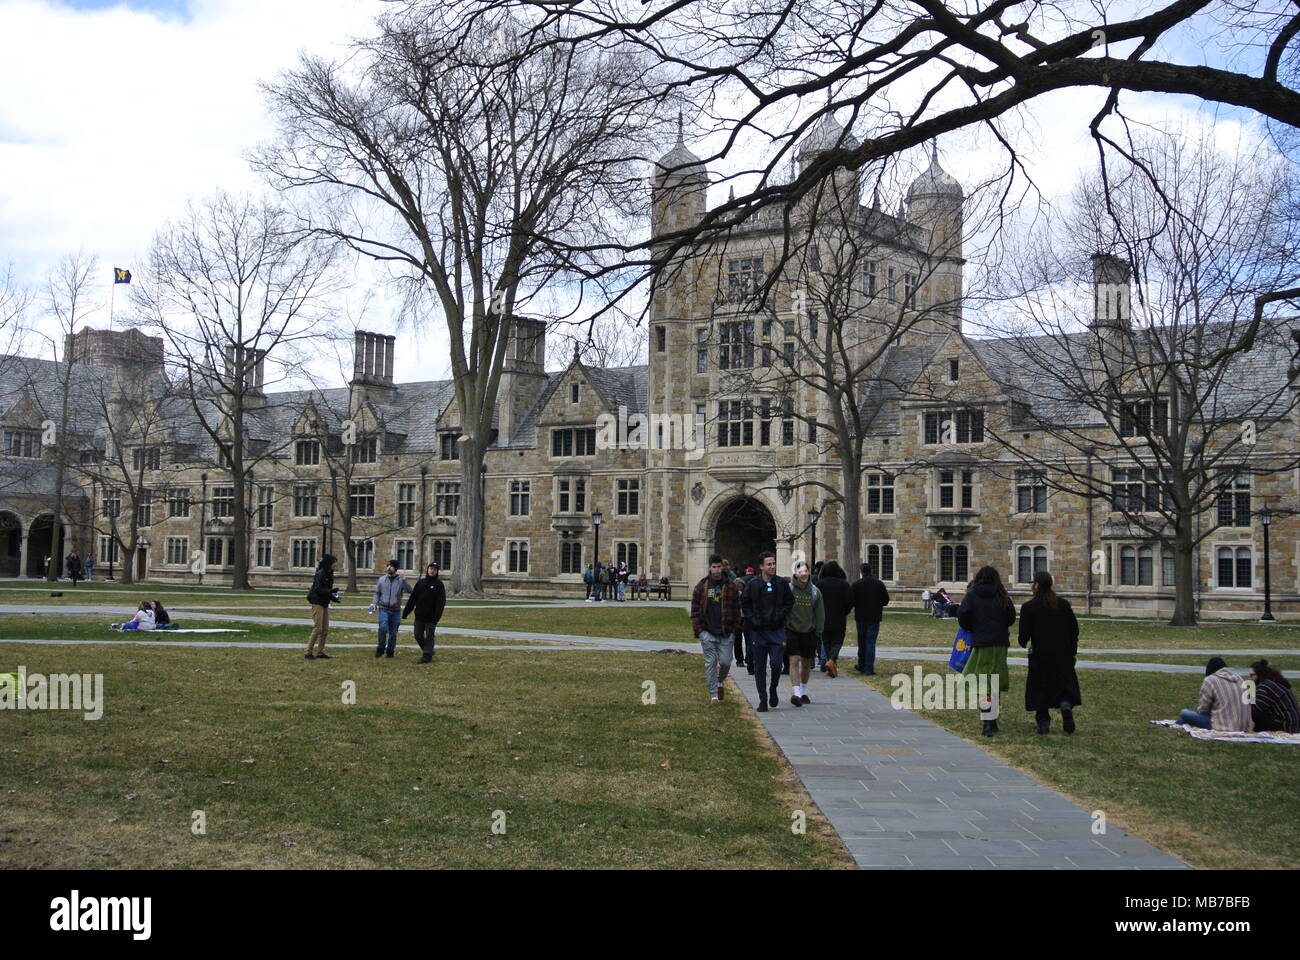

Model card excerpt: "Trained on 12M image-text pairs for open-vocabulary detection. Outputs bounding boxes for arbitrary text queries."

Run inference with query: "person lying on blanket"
[1179,657,1253,732]
[112,601,156,632]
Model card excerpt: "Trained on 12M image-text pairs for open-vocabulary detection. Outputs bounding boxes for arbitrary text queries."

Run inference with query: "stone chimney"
[351,330,397,403]
[224,344,266,402]
[1091,253,1132,331]
[497,317,549,445]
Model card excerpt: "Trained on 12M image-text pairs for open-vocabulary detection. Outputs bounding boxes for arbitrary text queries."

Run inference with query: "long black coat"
[1017,593,1082,710]
[817,575,855,637]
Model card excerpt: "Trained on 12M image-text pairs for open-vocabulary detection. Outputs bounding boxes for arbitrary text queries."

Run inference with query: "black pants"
[733,628,745,664]
[751,629,786,701]
[413,618,437,656]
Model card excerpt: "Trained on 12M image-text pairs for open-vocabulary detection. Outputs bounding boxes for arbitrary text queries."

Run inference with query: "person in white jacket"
[115,601,156,631]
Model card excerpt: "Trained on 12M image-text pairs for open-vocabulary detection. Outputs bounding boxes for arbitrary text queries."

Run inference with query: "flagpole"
[109,274,115,332]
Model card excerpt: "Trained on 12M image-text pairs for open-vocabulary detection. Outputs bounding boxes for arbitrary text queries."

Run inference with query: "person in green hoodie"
[785,560,825,706]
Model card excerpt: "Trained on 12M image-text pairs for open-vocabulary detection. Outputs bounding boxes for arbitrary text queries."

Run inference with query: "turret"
[496,317,548,446]
[905,143,966,333]
[650,114,708,242]
[796,113,862,218]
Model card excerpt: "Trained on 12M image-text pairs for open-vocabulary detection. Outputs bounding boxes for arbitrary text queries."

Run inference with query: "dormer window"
[294,439,320,465]
[132,446,161,471]
[351,436,378,464]
[922,409,984,445]
[1118,398,1169,438]
[2,430,39,458]
[440,433,460,461]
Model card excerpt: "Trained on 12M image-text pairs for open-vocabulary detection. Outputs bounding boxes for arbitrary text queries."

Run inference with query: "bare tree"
[976,129,1300,625]
[256,4,666,594]
[132,192,341,590]
[449,0,1300,256]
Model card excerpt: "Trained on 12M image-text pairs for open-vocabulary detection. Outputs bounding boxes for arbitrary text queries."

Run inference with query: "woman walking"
[957,566,1016,736]
[1017,570,1081,735]
[815,561,853,677]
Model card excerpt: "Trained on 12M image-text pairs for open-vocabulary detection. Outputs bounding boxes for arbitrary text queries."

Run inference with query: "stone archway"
[0,512,20,577]
[710,496,778,574]
[26,514,60,578]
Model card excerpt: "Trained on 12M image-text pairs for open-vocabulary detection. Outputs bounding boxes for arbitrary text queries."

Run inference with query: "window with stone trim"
[434,481,460,518]
[1216,473,1251,528]
[507,539,529,573]
[212,487,234,519]
[431,539,453,571]
[923,409,984,445]
[103,488,121,519]
[551,427,597,457]
[1216,545,1253,588]
[1110,467,1171,513]
[616,541,639,574]
[718,320,755,370]
[293,485,318,517]
[350,483,375,518]
[617,478,640,515]
[726,257,763,300]
[394,539,415,571]
[1015,545,1048,584]
[166,536,189,566]
[168,488,191,518]
[291,538,317,568]
[397,483,417,527]
[1015,470,1048,513]
[255,538,273,568]
[509,480,530,516]
[866,473,894,514]
[1118,397,1169,438]
[936,469,975,510]
[939,543,969,582]
[352,538,374,573]
[864,542,895,581]
[257,486,274,528]
[440,433,460,461]
[98,535,119,565]
[135,489,153,527]
[351,436,378,464]
[132,446,161,471]
[2,430,39,458]
[556,477,586,514]
[559,540,583,574]
[294,439,320,465]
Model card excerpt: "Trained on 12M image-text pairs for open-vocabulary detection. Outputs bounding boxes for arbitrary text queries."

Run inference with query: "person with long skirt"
[957,566,1016,736]
[1017,570,1082,735]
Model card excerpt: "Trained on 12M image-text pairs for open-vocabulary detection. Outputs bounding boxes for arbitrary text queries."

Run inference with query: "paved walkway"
[739,672,1187,869]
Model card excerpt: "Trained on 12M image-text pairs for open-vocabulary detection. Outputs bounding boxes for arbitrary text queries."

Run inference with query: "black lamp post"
[807,506,820,570]
[321,511,332,559]
[592,509,602,599]
[1260,504,1274,622]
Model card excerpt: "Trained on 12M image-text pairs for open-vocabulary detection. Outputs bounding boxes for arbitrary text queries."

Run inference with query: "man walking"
[372,560,412,659]
[851,562,890,675]
[403,562,447,663]
[786,561,825,706]
[65,550,82,587]
[84,552,94,582]
[305,553,338,660]
[734,565,755,669]
[583,563,594,601]
[740,551,794,712]
[690,555,741,705]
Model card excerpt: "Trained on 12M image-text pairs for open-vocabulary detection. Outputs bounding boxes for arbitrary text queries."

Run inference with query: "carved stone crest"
[691,482,705,505]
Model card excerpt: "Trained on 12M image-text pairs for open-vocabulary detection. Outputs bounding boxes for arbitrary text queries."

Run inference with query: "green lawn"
[855,662,1299,870]
[0,616,568,647]
[0,584,556,608]
[876,614,1300,650]
[0,642,849,869]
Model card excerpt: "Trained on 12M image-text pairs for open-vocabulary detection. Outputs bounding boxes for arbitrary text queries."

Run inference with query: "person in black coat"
[403,562,447,663]
[65,551,83,586]
[815,561,854,677]
[957,565,1016,736]
[1017,570,1082,735]
[305,554,339,660]
[850,563,890,675]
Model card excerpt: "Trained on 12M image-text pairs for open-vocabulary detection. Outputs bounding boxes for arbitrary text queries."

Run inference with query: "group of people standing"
[689,553,891,710]
[583,562,670,601]
[303,555,447,663]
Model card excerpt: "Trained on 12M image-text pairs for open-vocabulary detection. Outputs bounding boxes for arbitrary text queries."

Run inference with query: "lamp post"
[807,506,820,570]
[321,511,332,559]
[1259,505,1274,622]
[591,508,602,600]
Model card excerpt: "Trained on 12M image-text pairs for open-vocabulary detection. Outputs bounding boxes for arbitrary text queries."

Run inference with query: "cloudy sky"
[0,0,1269,385]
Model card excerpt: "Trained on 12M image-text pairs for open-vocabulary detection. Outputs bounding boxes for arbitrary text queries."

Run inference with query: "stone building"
[1,121,1297,619]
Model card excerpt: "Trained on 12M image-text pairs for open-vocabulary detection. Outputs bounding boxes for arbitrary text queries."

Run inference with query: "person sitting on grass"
[114,601,156,631]
[1179,657,1254,732]
[1249,659,1300,733]
[152,599,176,630]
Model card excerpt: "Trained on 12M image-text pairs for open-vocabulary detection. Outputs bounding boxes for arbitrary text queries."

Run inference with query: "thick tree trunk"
[342,512,357,594]
[453,440,486,597]
[840,454,862,576]
[1170,523,1197,626]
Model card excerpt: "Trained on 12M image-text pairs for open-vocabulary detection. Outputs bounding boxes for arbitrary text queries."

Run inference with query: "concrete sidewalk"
[739,672,1187,869]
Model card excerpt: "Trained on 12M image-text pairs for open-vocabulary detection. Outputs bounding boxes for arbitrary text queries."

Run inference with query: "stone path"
[737,671,1188,869]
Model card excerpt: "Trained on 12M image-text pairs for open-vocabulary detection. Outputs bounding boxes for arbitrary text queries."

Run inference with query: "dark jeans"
[822,630,845,665]
[733,627,745,664]
[751,628,787,702]
[856,620,880,674]
[377,607,401,653]
[413,618,438,656]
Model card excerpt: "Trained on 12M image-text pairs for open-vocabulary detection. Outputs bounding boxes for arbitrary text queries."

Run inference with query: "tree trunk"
[1170,524,1197,626]
[342,512,357,594]
[453,440,486,597]
[840,452,862,576]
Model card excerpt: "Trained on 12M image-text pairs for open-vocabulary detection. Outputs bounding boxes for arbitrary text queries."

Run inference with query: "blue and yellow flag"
[113,267,132,284]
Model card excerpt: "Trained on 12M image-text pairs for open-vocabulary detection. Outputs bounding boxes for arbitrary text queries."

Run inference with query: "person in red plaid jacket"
[690,554,742,705]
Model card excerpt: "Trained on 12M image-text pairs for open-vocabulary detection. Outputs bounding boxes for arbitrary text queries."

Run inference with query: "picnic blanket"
[110,627,248,634]
[1150,719,1300,744]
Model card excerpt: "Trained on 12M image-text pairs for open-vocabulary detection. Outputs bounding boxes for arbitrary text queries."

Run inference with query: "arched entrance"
[712,496,778,573]
[0,512,20,577]
[26,514,61,578]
